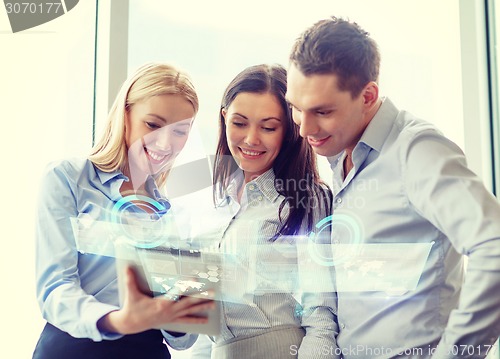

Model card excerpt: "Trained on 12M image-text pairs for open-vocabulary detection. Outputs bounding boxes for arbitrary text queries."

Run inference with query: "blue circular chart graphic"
[308,213,363,266]
[110,195,169,249]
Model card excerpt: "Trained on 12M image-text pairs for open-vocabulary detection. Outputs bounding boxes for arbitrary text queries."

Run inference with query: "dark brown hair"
[213,64,331,238]
[290,16,380,98]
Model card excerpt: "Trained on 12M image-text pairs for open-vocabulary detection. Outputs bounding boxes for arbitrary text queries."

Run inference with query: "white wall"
[0,1,96,357]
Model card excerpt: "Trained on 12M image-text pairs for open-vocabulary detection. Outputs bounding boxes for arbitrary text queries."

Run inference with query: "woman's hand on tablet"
[97,266,215,335]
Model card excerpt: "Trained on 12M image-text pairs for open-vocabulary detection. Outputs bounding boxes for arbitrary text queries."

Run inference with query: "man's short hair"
[289,16,380,98]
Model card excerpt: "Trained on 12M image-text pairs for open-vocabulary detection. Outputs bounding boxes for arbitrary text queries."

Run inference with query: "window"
[487,0,500,196]
[96,0,469,183]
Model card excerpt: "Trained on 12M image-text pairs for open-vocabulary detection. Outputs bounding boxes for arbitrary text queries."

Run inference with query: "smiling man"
[286,17,500,358]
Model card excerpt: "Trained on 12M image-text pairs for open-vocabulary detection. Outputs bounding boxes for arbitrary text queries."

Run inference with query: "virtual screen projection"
[72,206,433,304]
[71,126,433,304]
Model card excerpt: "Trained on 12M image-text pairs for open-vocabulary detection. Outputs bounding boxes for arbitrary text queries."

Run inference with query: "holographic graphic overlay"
[308,212,364,267]
[109,195,170,249]
[74,211,434,297]
[115,240,222,335]
[246,242,298,295]
[300,212,434,294]
[71,216,117,257]
[72,217,176,255]
[71,203,184,257]
[136,245,220,300]
[297,239,434,295]
[114,239,234,303]
[333,242,433,294]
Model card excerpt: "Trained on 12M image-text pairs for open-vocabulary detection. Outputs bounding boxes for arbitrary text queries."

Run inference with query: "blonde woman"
[33,63,214,359]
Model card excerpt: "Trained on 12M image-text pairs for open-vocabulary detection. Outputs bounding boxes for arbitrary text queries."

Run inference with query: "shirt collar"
[95,167,127,185]
[226,169,244,200]
[250,168,280,203]
[327,97,398,167]
[98,169,166,202]
[225,167,280,204]
[358,97,398,153]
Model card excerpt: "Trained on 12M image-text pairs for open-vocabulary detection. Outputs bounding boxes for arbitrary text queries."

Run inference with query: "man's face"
[286,63,371,157]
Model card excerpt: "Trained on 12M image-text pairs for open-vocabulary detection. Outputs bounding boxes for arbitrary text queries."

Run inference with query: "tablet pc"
[115,241,221,335]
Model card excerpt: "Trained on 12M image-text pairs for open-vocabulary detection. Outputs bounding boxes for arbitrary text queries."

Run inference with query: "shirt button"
[340,323,345,329]
[258,195,263,201]
[248,184,255,190]
[336,197,342,204]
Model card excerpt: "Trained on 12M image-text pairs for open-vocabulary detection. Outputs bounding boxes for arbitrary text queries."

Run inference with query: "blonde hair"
[89,62,199,175]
